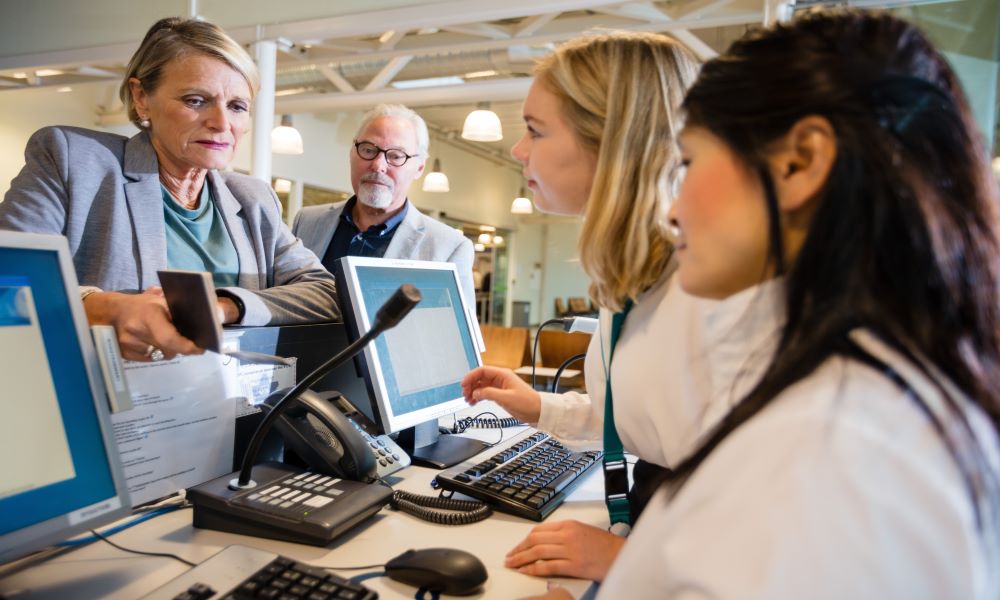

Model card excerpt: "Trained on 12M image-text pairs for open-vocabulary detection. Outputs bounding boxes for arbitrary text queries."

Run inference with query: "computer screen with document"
[0,231,130,564]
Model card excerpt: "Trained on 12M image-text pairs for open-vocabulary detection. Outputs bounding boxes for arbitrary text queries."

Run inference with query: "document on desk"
[112,353,235,506]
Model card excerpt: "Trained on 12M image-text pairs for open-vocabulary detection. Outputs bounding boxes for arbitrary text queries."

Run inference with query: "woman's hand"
[83,288,202,361]
[506,520,625,582]
[462,365,542,423]
[520,588,574,600]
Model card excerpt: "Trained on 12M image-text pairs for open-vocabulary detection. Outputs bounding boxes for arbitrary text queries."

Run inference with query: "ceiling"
[0,0,986,160]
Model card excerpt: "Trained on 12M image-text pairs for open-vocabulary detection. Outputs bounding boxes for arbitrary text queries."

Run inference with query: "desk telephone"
[266,389,411,481]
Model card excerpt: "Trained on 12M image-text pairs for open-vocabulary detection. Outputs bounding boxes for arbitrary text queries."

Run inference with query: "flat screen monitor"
[336,256,487,468]
[0,231,131,564]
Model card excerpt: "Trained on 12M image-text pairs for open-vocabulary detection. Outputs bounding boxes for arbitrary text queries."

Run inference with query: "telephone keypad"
[345,418,410,478]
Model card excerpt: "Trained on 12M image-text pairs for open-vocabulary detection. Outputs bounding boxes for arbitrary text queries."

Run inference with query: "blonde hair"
[119,17,259,127]
[536,32,699,311]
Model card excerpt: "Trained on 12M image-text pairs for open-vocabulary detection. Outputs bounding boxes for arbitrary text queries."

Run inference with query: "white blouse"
[535,274,784,469]
[598,285,1000,599]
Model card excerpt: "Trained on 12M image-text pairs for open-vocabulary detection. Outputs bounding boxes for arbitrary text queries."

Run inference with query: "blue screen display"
[0,248,116,536]
[355,266,479,416]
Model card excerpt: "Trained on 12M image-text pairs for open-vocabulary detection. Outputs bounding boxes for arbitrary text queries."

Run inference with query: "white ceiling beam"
[362,56,413,91]
[440,23,512,40]
[316,64,355,93]
[515,13,559,37]
[306,40,378,54]
[594,2,671,22]
[312,11,759,66]
[276,77,533,113]
[378,30,408,51]
[670,0,734,21]
[668,29,718,59]
[224,0,634,45]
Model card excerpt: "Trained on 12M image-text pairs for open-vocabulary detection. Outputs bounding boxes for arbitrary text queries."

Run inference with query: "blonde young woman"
[461,32,712,582]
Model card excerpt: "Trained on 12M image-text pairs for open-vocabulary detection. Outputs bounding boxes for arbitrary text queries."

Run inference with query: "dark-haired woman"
[535,9,1000,600]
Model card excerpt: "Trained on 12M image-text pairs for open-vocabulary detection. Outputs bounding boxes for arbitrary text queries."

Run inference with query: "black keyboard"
[434,430,602,521]
[141,544,377,600]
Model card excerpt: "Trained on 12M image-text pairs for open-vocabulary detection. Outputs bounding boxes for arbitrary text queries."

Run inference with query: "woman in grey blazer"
[0,18,339,361]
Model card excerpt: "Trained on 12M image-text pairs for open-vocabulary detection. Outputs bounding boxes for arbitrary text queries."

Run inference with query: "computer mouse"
[384,547,488,596]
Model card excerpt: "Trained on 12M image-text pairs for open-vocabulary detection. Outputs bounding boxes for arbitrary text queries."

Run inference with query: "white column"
[251,40,277,183]
[286,180,304,227]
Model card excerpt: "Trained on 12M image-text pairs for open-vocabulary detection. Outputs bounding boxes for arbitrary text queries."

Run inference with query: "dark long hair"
[674,9,1000,527]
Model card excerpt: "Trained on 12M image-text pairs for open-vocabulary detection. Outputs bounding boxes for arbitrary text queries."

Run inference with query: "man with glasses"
[294,103,475,303]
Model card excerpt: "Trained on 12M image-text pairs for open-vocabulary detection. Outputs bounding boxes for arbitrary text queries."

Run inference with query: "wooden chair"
[554,297,569,317]
[537,329,591,391]
[479,324,530,370]
[567,297,590,315]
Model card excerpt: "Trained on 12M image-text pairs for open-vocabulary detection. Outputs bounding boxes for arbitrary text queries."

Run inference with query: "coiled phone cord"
[389,490,492,525]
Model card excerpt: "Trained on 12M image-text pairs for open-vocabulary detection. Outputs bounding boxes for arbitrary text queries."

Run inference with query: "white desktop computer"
[335,256,488,468]
[0,231,131,564]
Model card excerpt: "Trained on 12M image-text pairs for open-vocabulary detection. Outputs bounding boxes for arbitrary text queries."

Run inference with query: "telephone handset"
[265,388,411,483]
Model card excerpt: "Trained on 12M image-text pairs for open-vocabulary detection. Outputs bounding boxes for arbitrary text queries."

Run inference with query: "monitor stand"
[396,420,488,469]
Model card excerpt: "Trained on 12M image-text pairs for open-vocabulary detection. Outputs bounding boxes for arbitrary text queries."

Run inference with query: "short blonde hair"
[119,17,259,127]
[536,32,699,311]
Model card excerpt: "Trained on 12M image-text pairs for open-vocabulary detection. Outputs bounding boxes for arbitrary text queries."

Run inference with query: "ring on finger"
[150,348,165,362]
[144,344,155,357]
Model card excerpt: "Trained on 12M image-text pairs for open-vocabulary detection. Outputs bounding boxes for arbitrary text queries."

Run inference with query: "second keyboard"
[434,430,602,521]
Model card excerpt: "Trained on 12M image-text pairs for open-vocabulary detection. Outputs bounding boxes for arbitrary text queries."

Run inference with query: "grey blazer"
[0,126,339,325]
[293,199,476,305]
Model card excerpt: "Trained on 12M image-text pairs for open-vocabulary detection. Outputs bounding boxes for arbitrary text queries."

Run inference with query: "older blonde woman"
[461,32,708,582]
[0,17,339,361]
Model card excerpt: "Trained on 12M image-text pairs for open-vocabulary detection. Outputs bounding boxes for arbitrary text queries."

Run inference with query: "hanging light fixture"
[462,101,502,142]
[422,158,450,192]
[477,232,493,244]
[474,243,486,252]
[511,186,533,214]
[492,235,504,246]
[272,114,304,155]
[273,178,292,193]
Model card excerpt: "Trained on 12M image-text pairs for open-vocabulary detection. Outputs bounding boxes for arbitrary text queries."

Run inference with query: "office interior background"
[0,0,996,328]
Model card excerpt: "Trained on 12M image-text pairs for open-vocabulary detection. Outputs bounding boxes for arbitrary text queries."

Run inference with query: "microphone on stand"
[231,284,421,490]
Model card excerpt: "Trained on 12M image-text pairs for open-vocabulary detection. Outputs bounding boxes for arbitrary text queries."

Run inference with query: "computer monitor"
[0,231,130,564]
[336,256,488,468]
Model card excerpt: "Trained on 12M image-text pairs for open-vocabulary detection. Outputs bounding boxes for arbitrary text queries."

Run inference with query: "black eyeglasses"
[353,141,418,167]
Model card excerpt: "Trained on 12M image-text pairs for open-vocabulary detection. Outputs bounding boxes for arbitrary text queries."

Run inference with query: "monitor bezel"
[337,256,484,435]
[0,231,131,564]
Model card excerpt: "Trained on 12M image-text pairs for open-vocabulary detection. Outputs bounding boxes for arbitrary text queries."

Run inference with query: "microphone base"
[188,461,392,546]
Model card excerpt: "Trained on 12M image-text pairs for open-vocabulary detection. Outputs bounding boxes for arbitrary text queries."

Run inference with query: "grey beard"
[358,184,394,209]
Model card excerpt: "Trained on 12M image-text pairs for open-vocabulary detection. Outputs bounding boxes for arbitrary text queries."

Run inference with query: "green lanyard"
[602,300,634,525]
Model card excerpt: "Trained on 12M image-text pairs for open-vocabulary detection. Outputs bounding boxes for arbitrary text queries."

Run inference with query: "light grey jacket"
[0,126,339,325]
[293,199,476,305]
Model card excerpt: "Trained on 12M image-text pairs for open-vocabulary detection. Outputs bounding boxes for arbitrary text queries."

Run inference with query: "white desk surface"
[0,404,608,599]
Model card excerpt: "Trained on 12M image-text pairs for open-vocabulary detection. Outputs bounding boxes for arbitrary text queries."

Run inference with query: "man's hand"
[83,289,202,361]
[462,365,542,423]
[506,520,625,582]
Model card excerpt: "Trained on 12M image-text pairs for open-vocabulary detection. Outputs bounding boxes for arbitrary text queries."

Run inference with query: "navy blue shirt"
[321,196,409,272]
